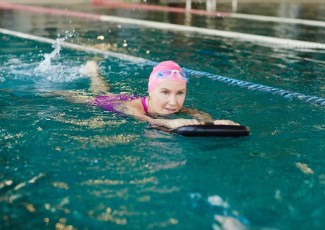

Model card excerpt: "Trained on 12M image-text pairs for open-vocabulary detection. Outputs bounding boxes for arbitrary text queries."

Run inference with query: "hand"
[167,119,204,129]
[213,120,240,126]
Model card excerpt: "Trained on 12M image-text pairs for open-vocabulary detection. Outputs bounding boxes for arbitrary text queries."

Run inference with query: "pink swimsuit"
[92,95,148,114]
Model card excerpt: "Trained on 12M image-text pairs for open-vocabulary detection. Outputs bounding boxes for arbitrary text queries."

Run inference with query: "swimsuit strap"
[141,97,148,114]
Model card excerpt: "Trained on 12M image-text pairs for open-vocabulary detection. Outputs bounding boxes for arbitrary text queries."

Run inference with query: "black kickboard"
[172,125,250,137]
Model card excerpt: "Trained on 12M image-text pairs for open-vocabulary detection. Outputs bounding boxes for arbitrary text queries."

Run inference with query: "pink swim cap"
[148,61,187,93]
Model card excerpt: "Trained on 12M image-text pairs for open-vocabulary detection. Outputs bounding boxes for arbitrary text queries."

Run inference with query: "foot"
[80,61,99,76]
[214,216,247,230]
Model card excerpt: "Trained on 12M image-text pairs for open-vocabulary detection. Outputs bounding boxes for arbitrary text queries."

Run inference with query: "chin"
[162,108,179,114]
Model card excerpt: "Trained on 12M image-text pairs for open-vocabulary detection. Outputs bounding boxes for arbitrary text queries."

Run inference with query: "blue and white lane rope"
[182,68,325,107]
[0,28,324,107]
[1,2,325,49]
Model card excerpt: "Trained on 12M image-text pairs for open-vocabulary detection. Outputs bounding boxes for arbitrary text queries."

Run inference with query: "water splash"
[35,38,64,73]
[189,193,250,229]
[35,30,77,73]
[28,30,85,83]
[0,73,4,82]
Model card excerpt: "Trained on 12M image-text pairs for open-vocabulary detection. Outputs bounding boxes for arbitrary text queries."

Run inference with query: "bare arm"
[135,114,203,129]
[179,107,214,123]
[117,101,238,129]
[180,107,240,126]
[119,102,203,129]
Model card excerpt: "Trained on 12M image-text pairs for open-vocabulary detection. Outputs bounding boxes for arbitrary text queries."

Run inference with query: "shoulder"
[119,97,145,116]
[125,97,143,110]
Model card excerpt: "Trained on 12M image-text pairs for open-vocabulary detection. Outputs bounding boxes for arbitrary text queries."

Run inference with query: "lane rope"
[183,68,325,107]
[0,2,325,49]
[0,28,324,107]
[92,0,325,28]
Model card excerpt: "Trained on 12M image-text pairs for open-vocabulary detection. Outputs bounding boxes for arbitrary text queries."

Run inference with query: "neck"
[146,97,151,113]
[147,96,158,114]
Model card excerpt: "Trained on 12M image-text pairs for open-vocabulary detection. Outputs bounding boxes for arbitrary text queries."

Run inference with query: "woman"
[61,60,239,129]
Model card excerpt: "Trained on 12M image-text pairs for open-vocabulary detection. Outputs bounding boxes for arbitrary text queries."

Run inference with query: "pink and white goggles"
[154,70,188,80]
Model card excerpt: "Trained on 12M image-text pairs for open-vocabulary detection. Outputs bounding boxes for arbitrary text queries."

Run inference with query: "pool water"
[1,2,325,230]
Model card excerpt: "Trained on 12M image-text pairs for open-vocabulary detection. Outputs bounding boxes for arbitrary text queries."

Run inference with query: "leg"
[80,61,111,95]
[42,60,112,104]
[42,90,93,104]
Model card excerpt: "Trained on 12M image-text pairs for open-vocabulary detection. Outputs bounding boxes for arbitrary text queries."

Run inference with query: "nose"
[168,95,177,106]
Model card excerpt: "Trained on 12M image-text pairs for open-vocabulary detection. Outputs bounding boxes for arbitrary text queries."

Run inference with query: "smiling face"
[148,79,186,115]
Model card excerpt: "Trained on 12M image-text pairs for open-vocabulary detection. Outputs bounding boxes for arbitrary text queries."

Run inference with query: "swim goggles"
[155,70,188,81]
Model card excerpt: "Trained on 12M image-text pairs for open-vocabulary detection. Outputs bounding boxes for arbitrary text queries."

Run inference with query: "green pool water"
[1,3,325,230]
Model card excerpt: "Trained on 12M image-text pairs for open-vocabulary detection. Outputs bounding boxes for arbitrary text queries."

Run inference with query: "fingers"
[189,119,203,125]
[182,119,203,126]
[214,120,240,126]
[169,119,203,129]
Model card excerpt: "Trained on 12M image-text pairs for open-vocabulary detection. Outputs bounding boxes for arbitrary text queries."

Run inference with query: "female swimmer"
[55,60,239,129]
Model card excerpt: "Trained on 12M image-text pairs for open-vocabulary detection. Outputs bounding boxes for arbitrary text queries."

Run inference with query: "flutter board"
[172,125,250,137]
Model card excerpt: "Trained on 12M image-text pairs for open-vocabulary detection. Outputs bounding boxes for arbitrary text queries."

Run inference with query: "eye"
[161,90,169,95]
[177,91,185,95]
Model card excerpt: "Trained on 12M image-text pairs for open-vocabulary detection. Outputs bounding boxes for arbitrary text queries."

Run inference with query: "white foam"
[35,38,63,73]
[207,195,229,208]
[6,58,22,65]
[34,64,84,83]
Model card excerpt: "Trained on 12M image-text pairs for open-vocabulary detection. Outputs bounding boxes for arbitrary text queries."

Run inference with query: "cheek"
[150,94,167,108]
[177,95,186,104]
[155,94,168,104]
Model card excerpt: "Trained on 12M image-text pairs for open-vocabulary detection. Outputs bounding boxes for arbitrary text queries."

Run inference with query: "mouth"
[164,108,178,113]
